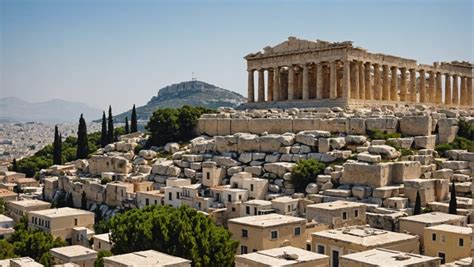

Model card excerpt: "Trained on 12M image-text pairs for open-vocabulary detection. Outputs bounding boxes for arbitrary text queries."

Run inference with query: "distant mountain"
[113,80,246,122]
[0,97,102,123]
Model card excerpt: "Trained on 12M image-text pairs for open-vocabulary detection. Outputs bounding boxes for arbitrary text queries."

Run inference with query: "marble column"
[352,61,360,99]
[342,60,351,99]
[467,77,473,106]
[444,74,451,105]
[358,61,365,99]
[267,70,274,102]
[247,70,254,102]
[428,71,435,103]
[382,65,390,101]
[302,64,309,100]
[435,72,442,104]
[460,76,467,105]
[364,62,372,100]
[330,61,337,99]
[452,75,459,106]
[316,63,323,99]
[374,64,381,100]
[410,69,417,103]
[390,66,399,101]
[400,68,408,101]
[419,70,426,103]
[288,66,294,100]
[258,69,265,102]
[273,67,280,101]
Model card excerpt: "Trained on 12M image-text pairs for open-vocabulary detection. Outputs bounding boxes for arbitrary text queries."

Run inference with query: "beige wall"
[424,228,471,264]
[339,257,440,267]
[306,205,366,229]
[93,238,112,252]
[229,220,307,254]
[6,201,51,222]
[235,256,329,267]
[28,212,94,243]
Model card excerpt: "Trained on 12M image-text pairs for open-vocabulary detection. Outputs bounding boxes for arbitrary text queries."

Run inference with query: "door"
[438,252,446,264]
[332,250,339,267]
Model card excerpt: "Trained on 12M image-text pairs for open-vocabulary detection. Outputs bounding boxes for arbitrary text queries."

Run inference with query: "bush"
[458,118,473,140]
[146,105,214,147]
[367,129,401,140]
[94,250,113,267]
[291,158,326,193]
[435,136,474,156]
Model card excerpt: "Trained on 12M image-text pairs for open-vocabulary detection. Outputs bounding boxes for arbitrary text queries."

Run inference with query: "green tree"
[131,104,138,133]
[124,117,130,134]
[76,114,89,159]
[0,198,5,214]
[81,191,87,210]
[108,205,238,266]
[449,181,457,215]
[291,158,325,193]
[94,250,113,267]
[101,111,108,147]
[414,191,421,215]
[107,106,114,144]
[0,240,16,259]
[12,158,18,172]
[53,126,62,165]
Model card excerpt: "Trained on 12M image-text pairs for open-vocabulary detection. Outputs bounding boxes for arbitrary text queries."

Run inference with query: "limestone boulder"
[357,152,381,163]
[413,135,436,149]
[341,161,391,187]
[260,134,283,152]
[399,116,432,136]
[305,183,319,194]
[138,150,157,160]
[368,145,400,160]
[237,134,260,152]
[352,185,372,200]
[391,161,421,184]
[264,162,296,177]
[164,142,180,153]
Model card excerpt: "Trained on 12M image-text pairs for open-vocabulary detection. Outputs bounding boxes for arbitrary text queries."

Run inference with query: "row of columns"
[248,61,473,106]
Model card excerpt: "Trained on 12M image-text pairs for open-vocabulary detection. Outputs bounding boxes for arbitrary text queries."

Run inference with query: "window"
[246,206,250,215]
[242,229,248,238]
[287,205,291,212]
[240,246,248,254]
[355,209,359,218]
[432,233,437,241]
[294,227,301,236]
[154,200,157,205]
[228,195,232,202]
[238,195,242,200]
[342,212,347,220]
[306,244,311,251]
[74,218,78,226]
[145,198,149,206]
[232,207,236,212]
[98,242,101,249]
[459,238,464,247]
[271,230,278,240]
[206,173,210,179]
[168,192,172,201]
[317,245,325,254]
[254,207,257,215]
[250,184,254,191]
[176,192,180,199]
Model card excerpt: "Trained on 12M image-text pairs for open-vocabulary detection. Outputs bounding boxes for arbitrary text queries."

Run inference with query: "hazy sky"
[1,0,473,113]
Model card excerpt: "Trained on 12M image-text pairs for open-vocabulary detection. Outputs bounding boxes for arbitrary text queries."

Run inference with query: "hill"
[0,97,102,123]
[113,80,246,122]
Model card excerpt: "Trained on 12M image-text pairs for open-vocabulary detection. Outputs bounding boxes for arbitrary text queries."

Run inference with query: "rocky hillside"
[114,80,245,122]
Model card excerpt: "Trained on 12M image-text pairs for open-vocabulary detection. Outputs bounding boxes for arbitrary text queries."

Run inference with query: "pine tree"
[107,105,114,144]
[125,117,130,134]
[449,181,457,215]
[414,191,421,215]
[101,111,108,147]
[130,104,138,133]
[76,114,89,159]
[12,158,18,172]
[53,125,62,165]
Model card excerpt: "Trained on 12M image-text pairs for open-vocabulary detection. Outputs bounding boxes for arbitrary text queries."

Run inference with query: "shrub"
[291,158,326,193]
[458,118,473,140]
[367,129,401,140]
[435,136,474,156]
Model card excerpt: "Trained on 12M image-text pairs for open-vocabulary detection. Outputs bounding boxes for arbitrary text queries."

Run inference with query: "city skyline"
[1,0,472,113]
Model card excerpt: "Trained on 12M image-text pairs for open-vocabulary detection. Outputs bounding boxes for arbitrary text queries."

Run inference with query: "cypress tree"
[125,116,130,134]
[101,111,107,147]
[53,125,62,165]
[107,105,114,144]
[81,191,87,210]
[58,133,62,163]
[76,114,89,159]
[414,191,421,215]
[12,158,18,172]
[449,181,457,214]
[131,104,138,133]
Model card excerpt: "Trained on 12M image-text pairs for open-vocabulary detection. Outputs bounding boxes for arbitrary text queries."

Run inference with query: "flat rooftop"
[307,200,365,210]
[399,212,465,224]
[236,246,328,266]
[9,257,43,267]
[271,196,298,204]
[425,224,472,235]
[137,190,164,197]
[0,189,16,197]
[312,226,417,246]
[229,213,305,228]
[244,199,272,206]
[50,245,97,258]
[104,250,191,265]
[7,199,50,208]
[93,233,111,243]
[0,214,13,222]
[340,248,439,266]
[29,207,94,218]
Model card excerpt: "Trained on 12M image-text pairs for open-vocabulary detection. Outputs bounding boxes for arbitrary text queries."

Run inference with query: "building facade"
[245,37,473,108]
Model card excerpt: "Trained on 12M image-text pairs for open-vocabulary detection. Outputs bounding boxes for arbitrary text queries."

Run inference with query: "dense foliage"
[94,250,113,267]
[146,105,214,147]
[367,129,401,140]
[0,199,5,214]
[0,217,65,264]
[435,137,474,155]
[108,205,238,267]
[457,118,473,140]
[291,158,326,193]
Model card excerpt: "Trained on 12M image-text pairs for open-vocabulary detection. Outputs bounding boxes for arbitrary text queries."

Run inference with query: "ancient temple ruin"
[245,37,473,108]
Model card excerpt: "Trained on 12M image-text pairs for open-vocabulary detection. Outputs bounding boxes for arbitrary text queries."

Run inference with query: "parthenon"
[245,37,473,108]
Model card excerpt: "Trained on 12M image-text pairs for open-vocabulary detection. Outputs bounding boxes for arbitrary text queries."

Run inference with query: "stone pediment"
[245,36,353,59]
